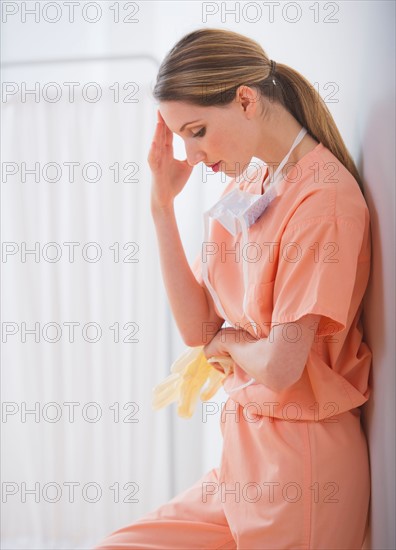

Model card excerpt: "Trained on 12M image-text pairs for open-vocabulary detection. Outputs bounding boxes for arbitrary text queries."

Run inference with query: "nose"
[185,144,206,167]
[187,155,205,168]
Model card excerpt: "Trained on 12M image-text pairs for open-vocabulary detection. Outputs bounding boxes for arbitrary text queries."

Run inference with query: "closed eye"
[192,127,206,138]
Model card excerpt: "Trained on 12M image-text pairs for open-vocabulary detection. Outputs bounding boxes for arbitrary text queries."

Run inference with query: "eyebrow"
[179,120,202,132]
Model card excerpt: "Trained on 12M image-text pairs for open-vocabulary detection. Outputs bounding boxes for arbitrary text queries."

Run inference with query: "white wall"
[2,1,395,548]
[355,5,396,547]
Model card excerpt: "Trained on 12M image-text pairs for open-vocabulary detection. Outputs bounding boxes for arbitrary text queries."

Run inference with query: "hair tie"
[270,59,277,76]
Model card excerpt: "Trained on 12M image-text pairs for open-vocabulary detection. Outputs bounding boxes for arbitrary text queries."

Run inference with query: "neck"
[255,105,318,183]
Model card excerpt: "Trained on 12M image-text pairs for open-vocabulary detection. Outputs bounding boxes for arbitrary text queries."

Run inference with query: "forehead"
[159,101,211,124]
[159,101,210,120]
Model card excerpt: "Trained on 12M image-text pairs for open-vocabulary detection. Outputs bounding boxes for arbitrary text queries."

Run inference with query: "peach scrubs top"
[192,142,372,420]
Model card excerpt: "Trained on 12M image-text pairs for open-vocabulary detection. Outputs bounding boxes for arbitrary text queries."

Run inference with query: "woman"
[94,28,372,550]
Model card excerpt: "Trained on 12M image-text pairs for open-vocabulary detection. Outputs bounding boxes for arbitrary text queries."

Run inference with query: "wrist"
[218,327,241,355]
[223,327,258,355]
[150,199,174,217]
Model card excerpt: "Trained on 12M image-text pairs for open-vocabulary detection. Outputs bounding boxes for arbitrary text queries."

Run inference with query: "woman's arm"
[205,314,321,392]
[151,201,224,347]
[148,111,224,346]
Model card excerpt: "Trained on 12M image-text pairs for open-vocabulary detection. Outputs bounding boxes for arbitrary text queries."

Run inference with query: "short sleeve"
[272,217,364,336]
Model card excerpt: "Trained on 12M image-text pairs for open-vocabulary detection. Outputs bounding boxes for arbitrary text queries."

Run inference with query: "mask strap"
[239,215,259,339]
[201,212,256,395]
[271,127,307,186]
[228,127,307,394]
[202,211,233,326]
[224,214,257,394]
[227,375,256,393]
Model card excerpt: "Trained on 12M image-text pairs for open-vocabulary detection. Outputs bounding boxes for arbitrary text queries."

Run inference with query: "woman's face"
[159,89,263,178]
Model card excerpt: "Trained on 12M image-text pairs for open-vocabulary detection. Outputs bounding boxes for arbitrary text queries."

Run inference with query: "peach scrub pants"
[93,397,370,550]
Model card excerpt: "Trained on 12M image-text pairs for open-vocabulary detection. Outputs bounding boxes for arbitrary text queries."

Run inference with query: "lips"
[209,161,221,172]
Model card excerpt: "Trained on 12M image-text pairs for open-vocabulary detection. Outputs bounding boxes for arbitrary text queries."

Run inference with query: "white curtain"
[1,61,225,549]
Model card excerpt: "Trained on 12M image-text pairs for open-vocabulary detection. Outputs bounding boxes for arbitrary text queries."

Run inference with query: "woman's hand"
[203,328,237,373]
[147,110,194,210]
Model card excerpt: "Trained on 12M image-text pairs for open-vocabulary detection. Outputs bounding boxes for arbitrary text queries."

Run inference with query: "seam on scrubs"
[282,214,337,235]
[302,421,313,550]
[339,375,366,409]
[330,182,336,217]
[274,306,347,335]
[274,305,344,322]
[204,534,236,550]
[357,256,371,263]
[282,213,362,238]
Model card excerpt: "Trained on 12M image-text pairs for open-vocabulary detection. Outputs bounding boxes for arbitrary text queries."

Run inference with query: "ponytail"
[271,62,364,191]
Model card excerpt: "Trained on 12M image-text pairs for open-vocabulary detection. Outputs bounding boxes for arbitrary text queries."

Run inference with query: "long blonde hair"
[152,28,364,192]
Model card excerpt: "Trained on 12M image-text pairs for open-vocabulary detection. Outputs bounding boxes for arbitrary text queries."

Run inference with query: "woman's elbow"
[181,329,208,348]
[182,333,202,348]
[181,332,202,348]
[182,320,223,348]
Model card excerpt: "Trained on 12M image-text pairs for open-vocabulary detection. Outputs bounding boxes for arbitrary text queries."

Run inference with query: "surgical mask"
[201,127,308,393]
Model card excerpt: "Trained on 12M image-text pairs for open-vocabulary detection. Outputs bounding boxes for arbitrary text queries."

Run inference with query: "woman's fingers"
[157,109,168,128]
[148,122,166,168]
[211,362,226,373]
[158,113,173,151]
[155,111,172,147]
[157,111,173,148]
[158,110,173,135]
[150,115,166,159]
[148,111,175,170]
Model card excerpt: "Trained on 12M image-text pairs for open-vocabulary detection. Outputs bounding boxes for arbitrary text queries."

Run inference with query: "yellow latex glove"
[152,345,234,419]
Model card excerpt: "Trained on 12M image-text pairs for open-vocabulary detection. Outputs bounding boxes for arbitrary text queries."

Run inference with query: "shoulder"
[283,143,370,236]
